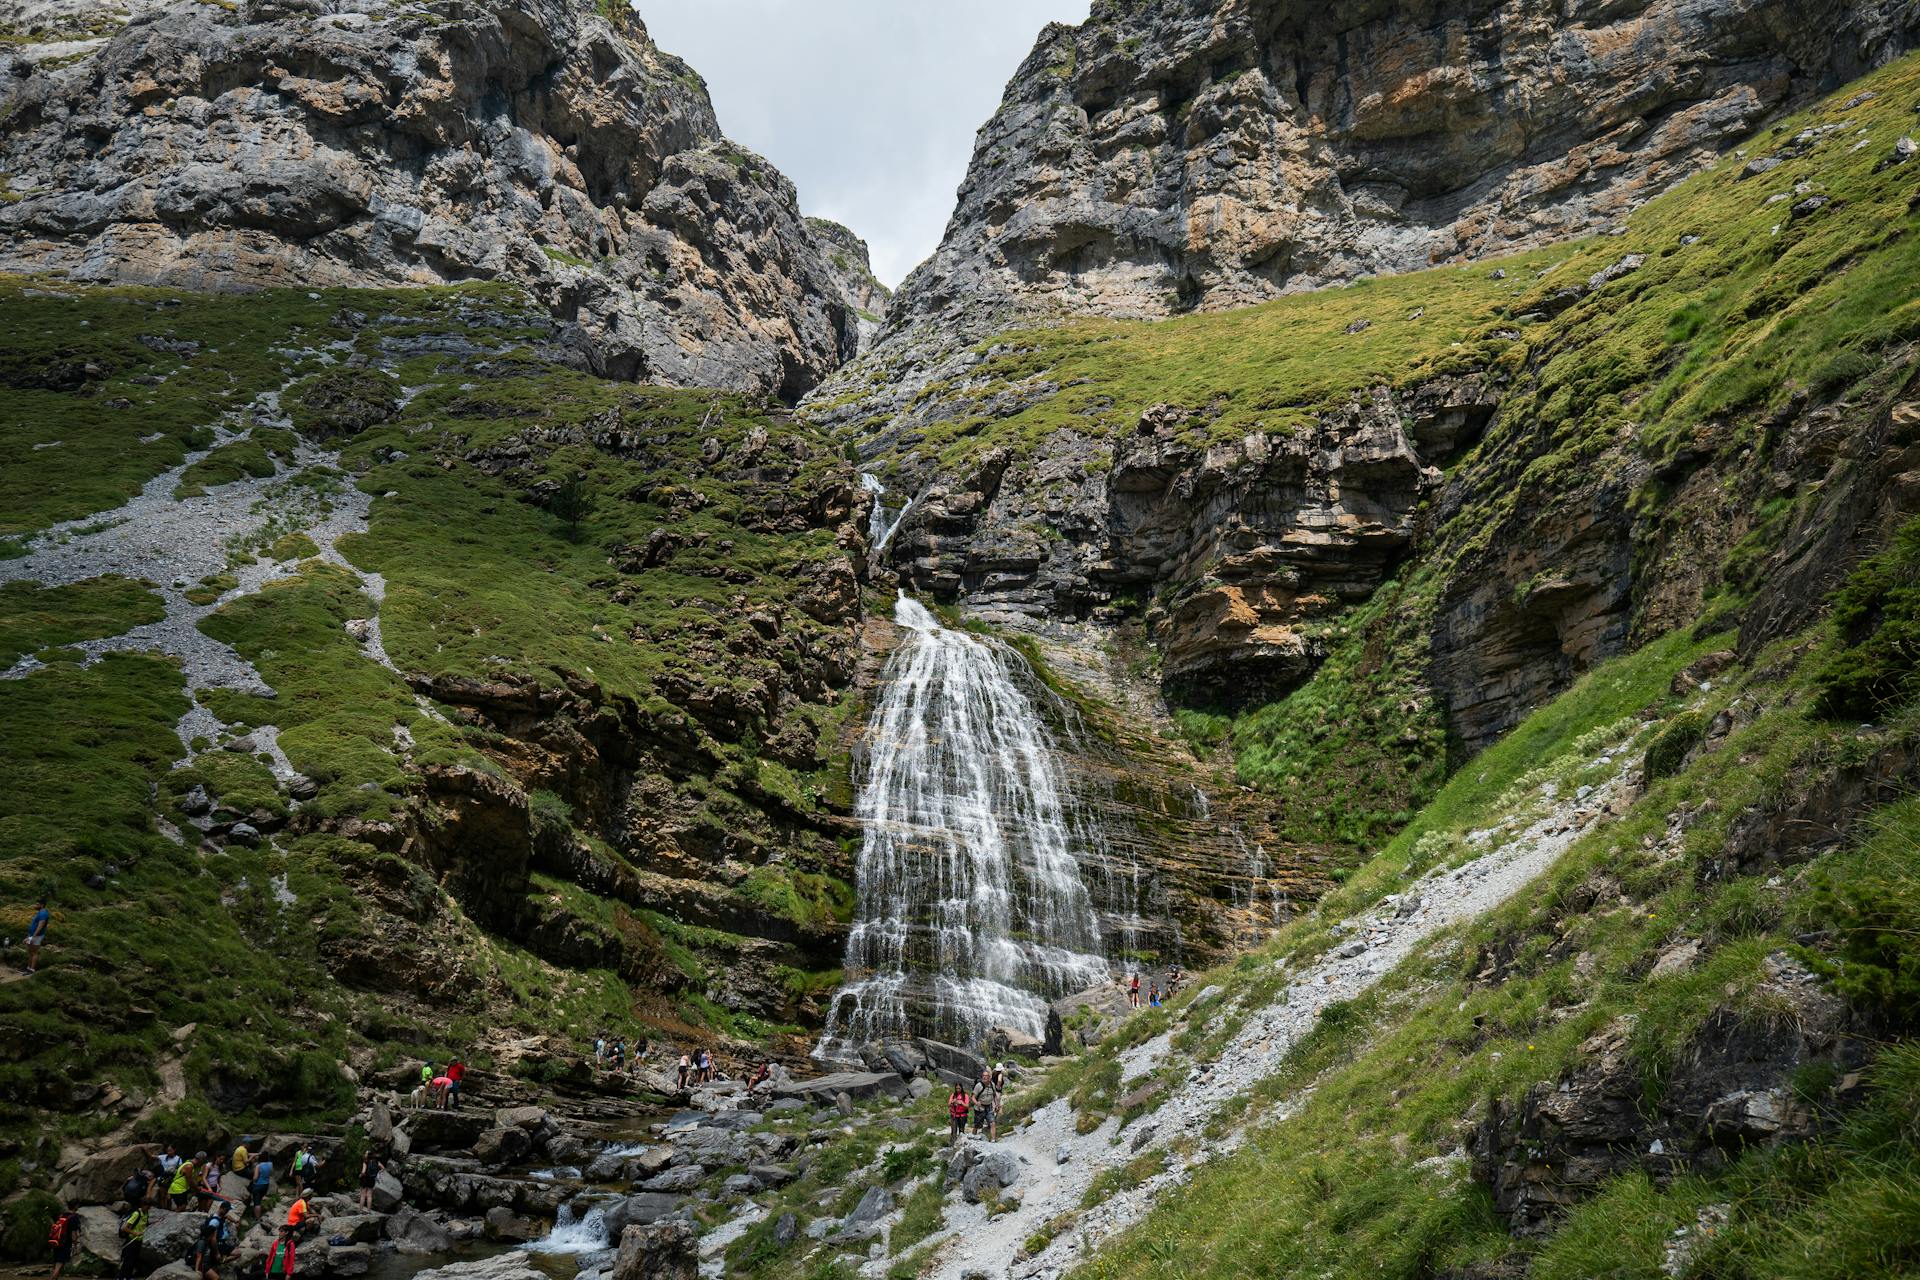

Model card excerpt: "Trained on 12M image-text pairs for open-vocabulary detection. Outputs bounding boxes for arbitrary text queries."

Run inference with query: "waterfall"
[860,472,914,555]
[820,594,1110,1053]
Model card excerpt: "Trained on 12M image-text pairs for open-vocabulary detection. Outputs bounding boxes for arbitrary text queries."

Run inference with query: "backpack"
[48,1214,75,1248]
[122,1171,150,1202]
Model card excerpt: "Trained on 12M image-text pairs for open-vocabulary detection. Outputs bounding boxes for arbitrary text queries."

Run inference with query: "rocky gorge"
[4,0,1920,1278]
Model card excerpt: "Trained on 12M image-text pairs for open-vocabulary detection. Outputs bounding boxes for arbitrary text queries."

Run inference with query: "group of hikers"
[416,1059,466,1109]
[590,1035,646,1073]
[1126,965,1182,1010]
[45,1137,358,1280]
[945,1061,1014,1145]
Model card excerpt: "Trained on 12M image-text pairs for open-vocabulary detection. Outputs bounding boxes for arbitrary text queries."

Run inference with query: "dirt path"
[910,766,1634,1280]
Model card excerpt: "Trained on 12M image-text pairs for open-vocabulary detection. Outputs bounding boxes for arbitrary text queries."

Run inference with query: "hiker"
[446,1057,466,1109]
[121,1167,156,1209]
[699,1047,714,1083]
[247,1153,274,1219]
[231,1142,250,1177]
[197,1157,223,1211]
[48,1207,78,1280]
[290,1144,313,1194]
[611,1040,625,1072]
[117,1200,149,1280]
[1128,973,1140,1008]
[192,1202,235,1280]
[431,1070,453,1109]
[592,1036,605,1065]
[24,898,49,975]
[946,1085,972,1145]
[263,1228,298,1280]
[284,1189,319,1240]
[972,1071,999,1140]
[676,1052,691,1090]
[1149,982,1161,1009]
[157,1145,182,1185]
[747,1060,770,1092]
[169,1151,201,1211]
[418,1061,433,1104]
[357,1149,381,1210]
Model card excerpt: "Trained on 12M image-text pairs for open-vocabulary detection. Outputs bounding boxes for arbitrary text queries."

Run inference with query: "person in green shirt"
[117,1204,148,1280]
[168,1153,201,1211]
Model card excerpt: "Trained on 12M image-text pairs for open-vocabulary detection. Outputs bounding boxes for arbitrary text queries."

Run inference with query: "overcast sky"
[641,1,1092,289]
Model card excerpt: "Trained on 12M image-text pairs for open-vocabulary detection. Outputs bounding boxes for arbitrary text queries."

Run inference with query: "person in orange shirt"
[284,1193,320,1239]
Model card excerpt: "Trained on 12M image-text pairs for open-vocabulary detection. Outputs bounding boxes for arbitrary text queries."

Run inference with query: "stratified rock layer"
[885,0,1917,338]
[0,0,857,398]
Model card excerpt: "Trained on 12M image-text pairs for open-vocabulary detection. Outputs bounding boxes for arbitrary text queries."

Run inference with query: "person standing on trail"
[1128,973,1140,1008]
[24,898,49,974]
[947,1084,972,1145]
[117,1200,149,1280]
[357,1149,382,1210]
[972,1071,1000,1141]
[264,1226,299,1280]
[675,1052,691,1090]
[1149,982,1161,1008]
[446,1058,466,1109]
[169,1152,201,1211]
[247,1153,273,1219]
[47,1208,78,1280]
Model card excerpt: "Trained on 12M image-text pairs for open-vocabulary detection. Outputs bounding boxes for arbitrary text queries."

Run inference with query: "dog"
[408,1084,428,1107]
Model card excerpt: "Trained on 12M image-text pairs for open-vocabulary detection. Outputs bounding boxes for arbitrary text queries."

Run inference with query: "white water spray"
[860,472,915,555]
[820,595,1109,1053]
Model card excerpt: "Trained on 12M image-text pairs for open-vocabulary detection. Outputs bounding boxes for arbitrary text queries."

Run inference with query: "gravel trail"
[914,769,1633,1280]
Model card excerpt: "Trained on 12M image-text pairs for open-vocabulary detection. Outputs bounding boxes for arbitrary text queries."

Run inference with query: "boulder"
[961,1149,1022,1204]
[984,1025,1045,1059]
[400,1109,493,1152]
[610,1220,696,1280]
[638,1165,706,1194]
[626,1147,674,1178]
[74,1206,124,1269]
[720,1174,756,1197]
[482,1206,543,1242]
[600,1193,685,1241]
[836,1185,892,1240]
[411,1251,550,1280]
[324,1214,385,1245]
[496,1106,549,1131]
[366,1101,394,1147]
[327,1243,373,1277]
[138,1211,208,1269]
[747,1164,796,1190]
[770,1213,798,1248]
[58,1144,158,1205]
[584,1150,626,1182]
[385,1209,452,1254]
[768,1071,909,1104]
[880,1042,928,1077]
[914,1039,986,1082]
[372,1169,405,1213]
[472,1127,531,1166]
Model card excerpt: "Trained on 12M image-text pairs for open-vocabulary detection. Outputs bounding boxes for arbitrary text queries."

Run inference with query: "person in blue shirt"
[25,899,49,975]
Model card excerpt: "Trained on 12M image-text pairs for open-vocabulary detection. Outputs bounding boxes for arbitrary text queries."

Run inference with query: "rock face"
[806,218,892,349]
[0,0,858,398]
[1470,954,1868,1233]
[882,375,1497,706]
[882,0,1917,340]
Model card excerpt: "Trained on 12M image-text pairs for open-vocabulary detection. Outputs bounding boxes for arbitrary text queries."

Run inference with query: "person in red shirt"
[446,1059,466,1110]
[946,1085,972,1146]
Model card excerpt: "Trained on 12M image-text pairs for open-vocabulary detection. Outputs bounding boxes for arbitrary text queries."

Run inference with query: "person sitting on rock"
[284,1190,320,1242]
[947,1085,972,1146]
[747,1060,771,1092]
[1149,982,1161,1008]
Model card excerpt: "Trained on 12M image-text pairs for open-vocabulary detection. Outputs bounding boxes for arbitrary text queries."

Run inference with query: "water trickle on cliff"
[820,594,1110,1054]
[860,472,914,554]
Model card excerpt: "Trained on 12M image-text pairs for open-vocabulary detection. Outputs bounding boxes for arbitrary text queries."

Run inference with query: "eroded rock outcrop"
[885,0,1917,339]
[806,217,891,350]
[0,0,858,397]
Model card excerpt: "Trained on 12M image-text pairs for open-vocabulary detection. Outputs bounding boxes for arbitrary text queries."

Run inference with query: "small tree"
[549,471,594,542]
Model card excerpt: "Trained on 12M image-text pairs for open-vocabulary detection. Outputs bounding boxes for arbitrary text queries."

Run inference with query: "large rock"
[398,1109,493,1153]
[136,1210,206,1270]
[835,1184,893,1241]
[961,1149,1022,1204]
[914,1040,987,1083]
[599,1193,685,1242]
[637,1165,705,1194]
[411,1252,550,1280]
[767,1070,909,1104]
[57,1144,157,1205]
[0,0,858,399]
[482,1206,543,1243]
[471,1127,531,1166]
[609,1220,696,1280]
[370,1169,405,1214]
[384,1209,452,1255]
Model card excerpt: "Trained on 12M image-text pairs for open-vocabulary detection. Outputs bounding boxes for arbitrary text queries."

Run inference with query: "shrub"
[1813,516,1920,719]
[1643,711,1708,781]
[1796,799,1920,1030]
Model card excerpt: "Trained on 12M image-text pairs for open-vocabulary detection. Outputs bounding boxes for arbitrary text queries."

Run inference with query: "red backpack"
[49,1213,76,1248]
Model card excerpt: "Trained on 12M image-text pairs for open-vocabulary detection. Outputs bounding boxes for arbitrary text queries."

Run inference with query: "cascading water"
[819,594,1110,1054]
[860,472,914,554]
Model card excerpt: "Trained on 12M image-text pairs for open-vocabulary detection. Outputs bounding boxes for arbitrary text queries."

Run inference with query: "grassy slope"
[959,56,1920,1280]
[1052,583,1919,1279]
[0,280,862,1165]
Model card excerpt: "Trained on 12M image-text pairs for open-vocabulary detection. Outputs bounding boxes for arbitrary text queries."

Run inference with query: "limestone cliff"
[885,0,1918,338]
[805,217,892,349]
[0,0,858,399]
